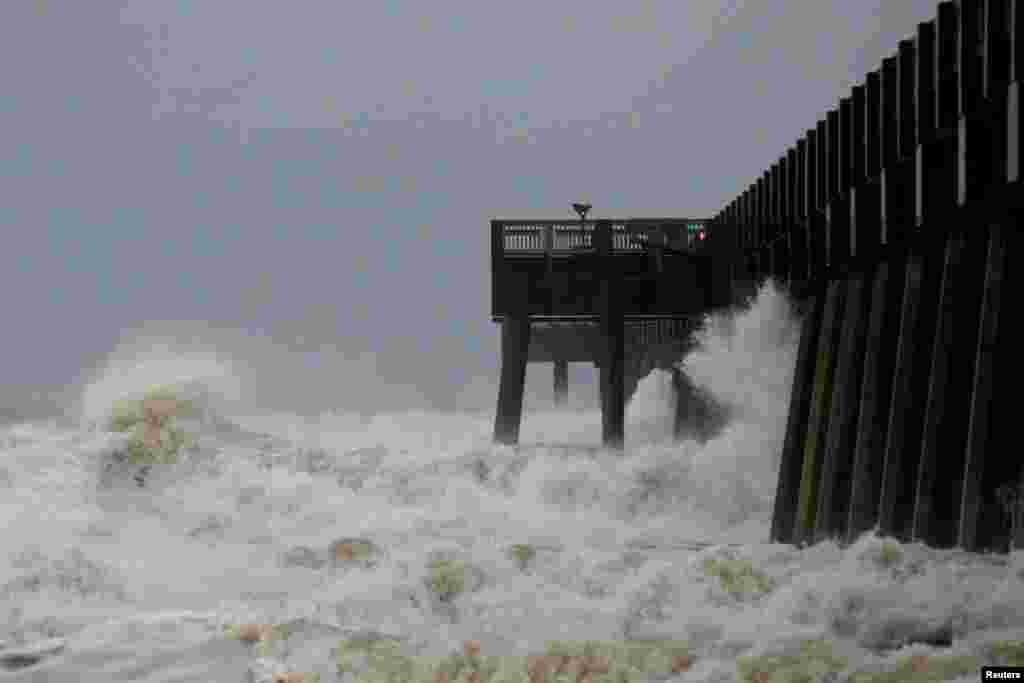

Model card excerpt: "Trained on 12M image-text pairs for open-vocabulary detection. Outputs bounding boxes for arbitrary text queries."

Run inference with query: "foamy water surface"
[1,284,1021,682]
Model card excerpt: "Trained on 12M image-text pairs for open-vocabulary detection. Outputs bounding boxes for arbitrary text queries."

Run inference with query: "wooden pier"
[490,218,724,447]
[488,0,1023,554]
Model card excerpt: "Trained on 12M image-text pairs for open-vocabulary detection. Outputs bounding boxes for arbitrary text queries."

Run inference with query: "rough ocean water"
[1,282,1021,683]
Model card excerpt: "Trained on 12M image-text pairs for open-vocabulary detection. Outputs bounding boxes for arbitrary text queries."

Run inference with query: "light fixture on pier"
[571,202,592,221]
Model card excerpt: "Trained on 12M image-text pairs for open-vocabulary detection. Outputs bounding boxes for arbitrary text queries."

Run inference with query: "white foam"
[1,280,1019,681]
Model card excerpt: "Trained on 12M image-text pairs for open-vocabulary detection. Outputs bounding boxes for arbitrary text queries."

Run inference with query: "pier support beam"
[958,224,1008,551]
[1003,226,1024,552]
[493,315,531,445]
[913,228,984,548]
[794,279,846,544]
[599,333,625,448]
[671,366,732,445]
[770,294,824,544]
[596,220,625,449]
[846,258,904,542]
[671,368,703,442]
[553,360,568,405]
[877,241,942,540]
[815,269,871,542]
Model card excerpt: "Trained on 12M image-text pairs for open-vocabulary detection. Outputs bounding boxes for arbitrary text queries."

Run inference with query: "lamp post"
[572,202,592,242]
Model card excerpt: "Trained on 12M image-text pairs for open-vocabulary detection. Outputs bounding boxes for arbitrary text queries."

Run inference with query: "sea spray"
[2,281,1022,681]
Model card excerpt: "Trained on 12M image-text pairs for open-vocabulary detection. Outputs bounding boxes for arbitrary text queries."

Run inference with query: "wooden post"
[493,314,531,445]
[805,128,822,281]
[913,224,984,548]
[1011,0,1022,184]
[826,105,850,268]
[782,149,796,287]
[755,176,765,281]
[878,5,957,541]
[671,367,696,441]
[543,224,555,315]
[553,359,569,406]
[845,257,904,542]
[795,137,809,287]
[770,292,824,544]
[770,161,779,282]
[794,279,846,543]
[743,187,757,299]
[854,72,882,260]
[877,240,943,539]
[814,269,870,542]
[881,55,913,246]
[919,3,960,228]
[958,224,1007,551]
[898,39,917,163]
[596,219,625,449]
[958,0,992,208]
[915,20,937,227]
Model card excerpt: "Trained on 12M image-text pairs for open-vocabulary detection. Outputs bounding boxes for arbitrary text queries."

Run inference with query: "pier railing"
[495,218,707,257]
[491,218,712,322]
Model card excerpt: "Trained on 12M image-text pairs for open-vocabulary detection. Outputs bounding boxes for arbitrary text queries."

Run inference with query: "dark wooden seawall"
[489,0,1022,553]
[701,0,1023,552]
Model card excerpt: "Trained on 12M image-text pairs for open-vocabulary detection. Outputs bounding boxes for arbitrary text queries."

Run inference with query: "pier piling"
[493,313,530,445]
[553,360,568,405]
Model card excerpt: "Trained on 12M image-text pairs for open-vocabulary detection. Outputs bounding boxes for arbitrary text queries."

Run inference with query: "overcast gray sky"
[1,0,939,418]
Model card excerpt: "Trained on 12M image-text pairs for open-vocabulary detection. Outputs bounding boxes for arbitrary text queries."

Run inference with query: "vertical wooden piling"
[877,240,943,540]
[794,279,846,544]
[770,292,824,544]
[842,54,895,543]
[595,219,625,449]
[958,224,1008,551]
[913,226,984,548]
[553,360,568,406]
[877,3,957,541]
[826,107,849,268]
[880,56,906,247]
[811,91,862,542]
[920,0,996,541]
[975,224,1022,553]
[794,138,810,287]
[814,270,870,542]
[494,313,531,445]
[955,0,1016,550]
[672,367,697,441]
[846,257,905,542]
[912,0,983,547]
[783,148,797,288]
